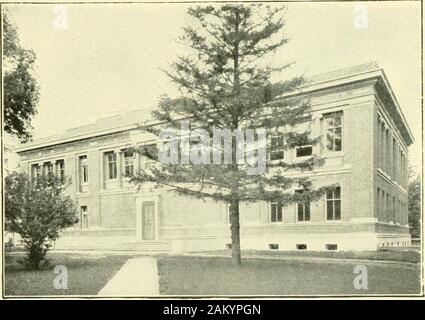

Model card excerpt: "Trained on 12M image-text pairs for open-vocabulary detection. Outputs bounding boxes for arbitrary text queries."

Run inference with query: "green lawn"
[157,255,421,296]
[196,248,421,264]
[5,253,131,296]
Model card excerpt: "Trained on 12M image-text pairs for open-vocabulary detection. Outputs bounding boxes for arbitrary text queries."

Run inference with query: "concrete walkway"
[98,257,160,296]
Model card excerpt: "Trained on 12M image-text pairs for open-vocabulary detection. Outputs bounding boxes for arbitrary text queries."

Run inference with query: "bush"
[5,172,78,269]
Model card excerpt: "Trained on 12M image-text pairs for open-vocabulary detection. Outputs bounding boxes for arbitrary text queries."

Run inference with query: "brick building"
[15,62,414,252]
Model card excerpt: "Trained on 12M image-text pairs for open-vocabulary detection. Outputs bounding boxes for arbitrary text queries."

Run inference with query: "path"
[98,257,160,296]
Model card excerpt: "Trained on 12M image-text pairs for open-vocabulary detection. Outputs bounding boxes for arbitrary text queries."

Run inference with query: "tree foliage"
[131,4,331,264]
[3,10,39,142]
[408,168,421,239]
[5,173,78,269]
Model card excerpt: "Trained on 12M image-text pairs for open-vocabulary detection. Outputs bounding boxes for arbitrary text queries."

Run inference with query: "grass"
[157,255,421,295]
[192,248,421,264]
[4,253,131,296]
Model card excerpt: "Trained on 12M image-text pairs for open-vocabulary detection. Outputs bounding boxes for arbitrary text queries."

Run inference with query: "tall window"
[270,136,284,161]
[392,196,396,223]
[380,123,385,169]
[44,162,54,177]
[81,206,88,229]
[386,193,390,222]
[79,155,88,183]
[56,160,65,181]
[31,164,41,178]
[123,150,135,177]
[324,112,342,152]
[270,202,283,222]
[377,187,380,220]
[386,130,391,174]
[296,190,310,222]
[392,138,397,178]
[105,152,117,179]
[326,186,341,220]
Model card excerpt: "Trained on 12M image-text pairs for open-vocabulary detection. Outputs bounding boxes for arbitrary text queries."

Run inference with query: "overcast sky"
[5,1,421,170]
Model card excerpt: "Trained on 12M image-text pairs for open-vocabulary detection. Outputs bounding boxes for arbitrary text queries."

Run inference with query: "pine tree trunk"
[229,199,241,265]
[229,11,242,266]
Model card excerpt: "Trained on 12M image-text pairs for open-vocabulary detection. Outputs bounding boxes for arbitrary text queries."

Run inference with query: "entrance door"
[142,201,156,240]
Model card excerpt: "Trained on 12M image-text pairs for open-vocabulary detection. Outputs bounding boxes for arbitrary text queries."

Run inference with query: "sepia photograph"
[1,0,422,299]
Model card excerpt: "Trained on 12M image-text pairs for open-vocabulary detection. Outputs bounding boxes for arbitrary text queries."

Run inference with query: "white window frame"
[324,112,343,153]
[105,151,117,180]
[79,155,89,184]
[326,186,341,221]
[56,159,65,181]
[269,135,285,161]
[123,150,135,178]
[295,145,313,158]
[81,206,89,229]
[270,202,283,223]
[296,190,311,222]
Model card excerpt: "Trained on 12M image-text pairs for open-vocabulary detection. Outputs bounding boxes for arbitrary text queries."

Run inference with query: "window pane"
[334,114,342,127]
[325,117,334,128]
[277,205,282,222]
[271,204,276,222]
[270,151,284,161]
[113,163,117,178]
[334,127,342,151]
[297,203,304,221]
[335,200,341,220]
[277,136,284,148]
[326,129,335,151]
[304,202,310,216]
[305,202,310,221]
[296,146,312,157]
[327,201,334,220]
[335,187,341,199]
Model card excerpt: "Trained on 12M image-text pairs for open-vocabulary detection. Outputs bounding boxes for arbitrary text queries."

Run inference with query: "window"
[270,202,283,222]
[81,206,88,229]
[105,152,117,179]
[296,244,307,250]
[269,244,279,250]
[296,145,312,157]
[56,160,65,181]
[386,193,390,222]
[79,156,88,184]
[31,164,41,178]
[296,190,310,222]
[326,187,341,220]
[392,138,397,178]
[44,162,54,177]
[392,196,396,223]
[377,187,380,220]
[324,112,342,152]
[270,135,284,161]
[326,244,338,251]
[380,123,385,169]
[123,150,135,177]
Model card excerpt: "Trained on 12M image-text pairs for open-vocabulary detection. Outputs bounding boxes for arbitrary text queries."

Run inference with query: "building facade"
[15,62,414,252]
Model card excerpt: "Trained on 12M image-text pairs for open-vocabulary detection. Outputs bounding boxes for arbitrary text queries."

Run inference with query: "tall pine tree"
[132,4,331,265]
